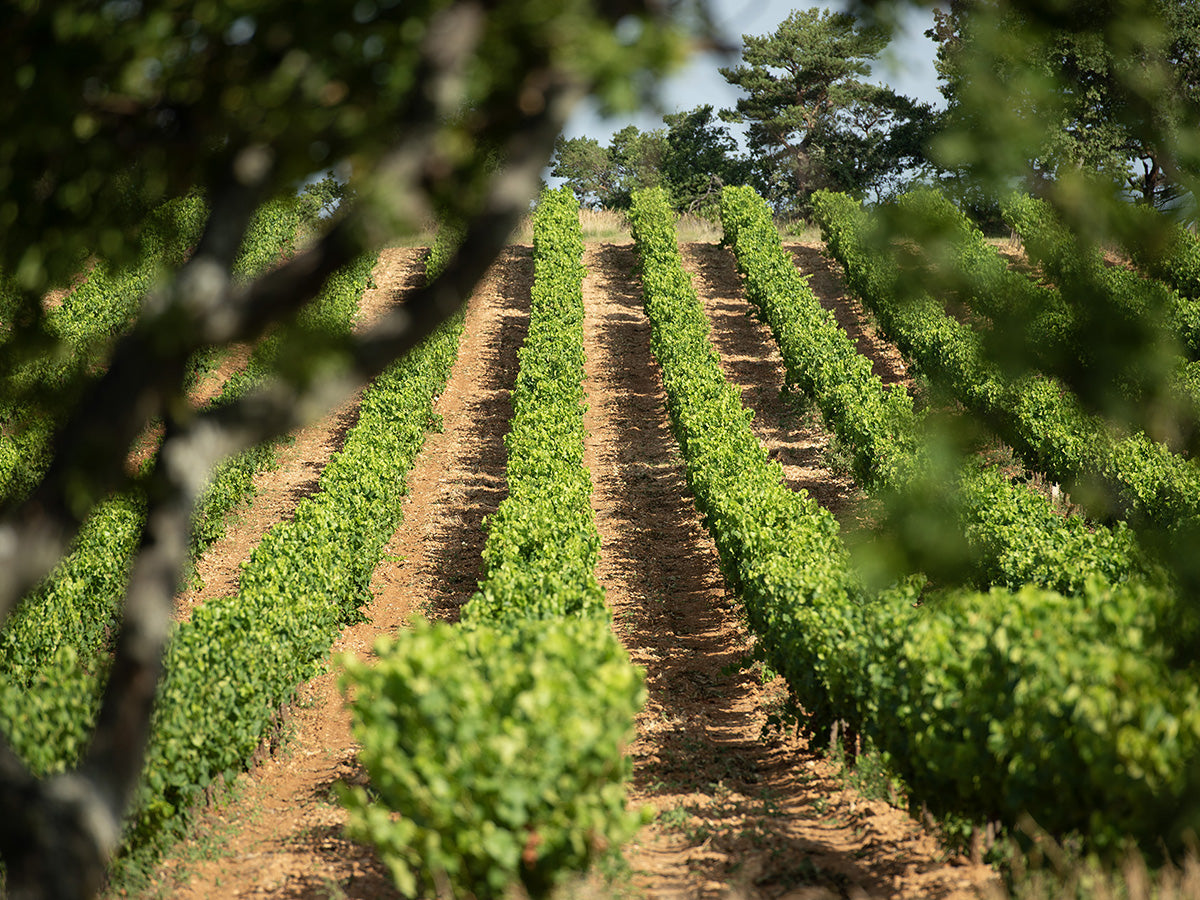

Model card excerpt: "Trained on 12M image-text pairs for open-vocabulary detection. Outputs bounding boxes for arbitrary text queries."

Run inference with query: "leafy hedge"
[895,190,1200,446]
[720,184,1146,597]
[461,190,606,627]
[813,190,1200,555]
[129,247,454,848]
[189,247,373,557]
[183,191,306,384]
[1003,192,1200,359]
[0,194,208,503]
[426,218,464,283]
[341,187,645,899]
[0,195,315,716]
[232,194,301,280]
[2,191,309,505]
[1123,205,1200,302]
[1,235,447,878]
[633,184,1200,858]
[891,190,1077,370]
[631,182,865,767]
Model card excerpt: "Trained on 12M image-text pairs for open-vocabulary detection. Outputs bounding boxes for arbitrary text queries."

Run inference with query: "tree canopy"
[660,105,754,214]
[10,0,1200,891]
[549,134,616,208]
[551,105,748,214]
[927,0,1200,216]
[849,0,1200,619]
[719,7,933,213]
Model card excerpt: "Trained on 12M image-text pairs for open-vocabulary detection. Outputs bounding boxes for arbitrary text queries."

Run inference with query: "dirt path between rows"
[583,242,996,900]
[142,237,999,900]
[174,249,427,621]
[153,246,532,898]
[681,242,861,517]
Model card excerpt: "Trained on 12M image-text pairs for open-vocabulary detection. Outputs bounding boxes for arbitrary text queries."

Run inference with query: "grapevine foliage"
[630,184,1200,858]
[341,188,645,900]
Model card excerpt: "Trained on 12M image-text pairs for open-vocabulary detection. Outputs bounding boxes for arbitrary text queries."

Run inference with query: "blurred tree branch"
[0,1,696,895]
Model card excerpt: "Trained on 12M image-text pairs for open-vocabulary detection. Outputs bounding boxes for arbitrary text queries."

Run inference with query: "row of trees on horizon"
[550,2,1200,223]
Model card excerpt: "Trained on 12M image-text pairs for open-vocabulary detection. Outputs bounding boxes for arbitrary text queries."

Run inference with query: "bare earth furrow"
[175,247,426,621]
[583,240,997,899]
[149,238,997,900]
[681,241,860,521]
[160,248,531,898]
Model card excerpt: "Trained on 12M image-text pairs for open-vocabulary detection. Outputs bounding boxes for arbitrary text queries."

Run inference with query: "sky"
[561,0,945,147]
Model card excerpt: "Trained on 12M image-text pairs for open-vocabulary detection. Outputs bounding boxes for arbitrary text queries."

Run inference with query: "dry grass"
[779,219,823,242]
[508,212,535,245]
[394,205,822,251]
[510,206,712,245]
[675,211,722,242]
[370,219,438,249]
[579,207,630,242]
[408,204,752,248]
[993,851,1200,900]
[509,207,630,243]
[986,232,1025,256]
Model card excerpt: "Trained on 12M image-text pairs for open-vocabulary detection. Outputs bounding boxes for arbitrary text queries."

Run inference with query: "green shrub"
[813,189,1200,550]
[1124,206,1200,303]
[636,184,1200,858]
[340,617,646,900]
[722,184,1148,595]
[1004,193,1200,358]
[341,187,645,897]
[0,193,207,502]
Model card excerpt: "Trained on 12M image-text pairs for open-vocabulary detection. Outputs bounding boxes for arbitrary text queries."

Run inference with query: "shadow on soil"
[282,255,431,508]
[421,246,532,621]
[235,249,533,900]
[683,241,860,520]
[787,243,911,391]
[279,822,398,900]
[584,242,928,899]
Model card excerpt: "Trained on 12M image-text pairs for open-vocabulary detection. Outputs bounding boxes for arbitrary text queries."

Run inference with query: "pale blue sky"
[562,1,944,145]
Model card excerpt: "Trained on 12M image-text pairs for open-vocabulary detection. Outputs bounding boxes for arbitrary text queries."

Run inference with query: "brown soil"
[683,242,860,517]
[142,238,1000,899]
[42,258,97,311]
[154,246,532,897]
[783,244,912,393]
[174,249,432,621]
[582,242,995,900]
